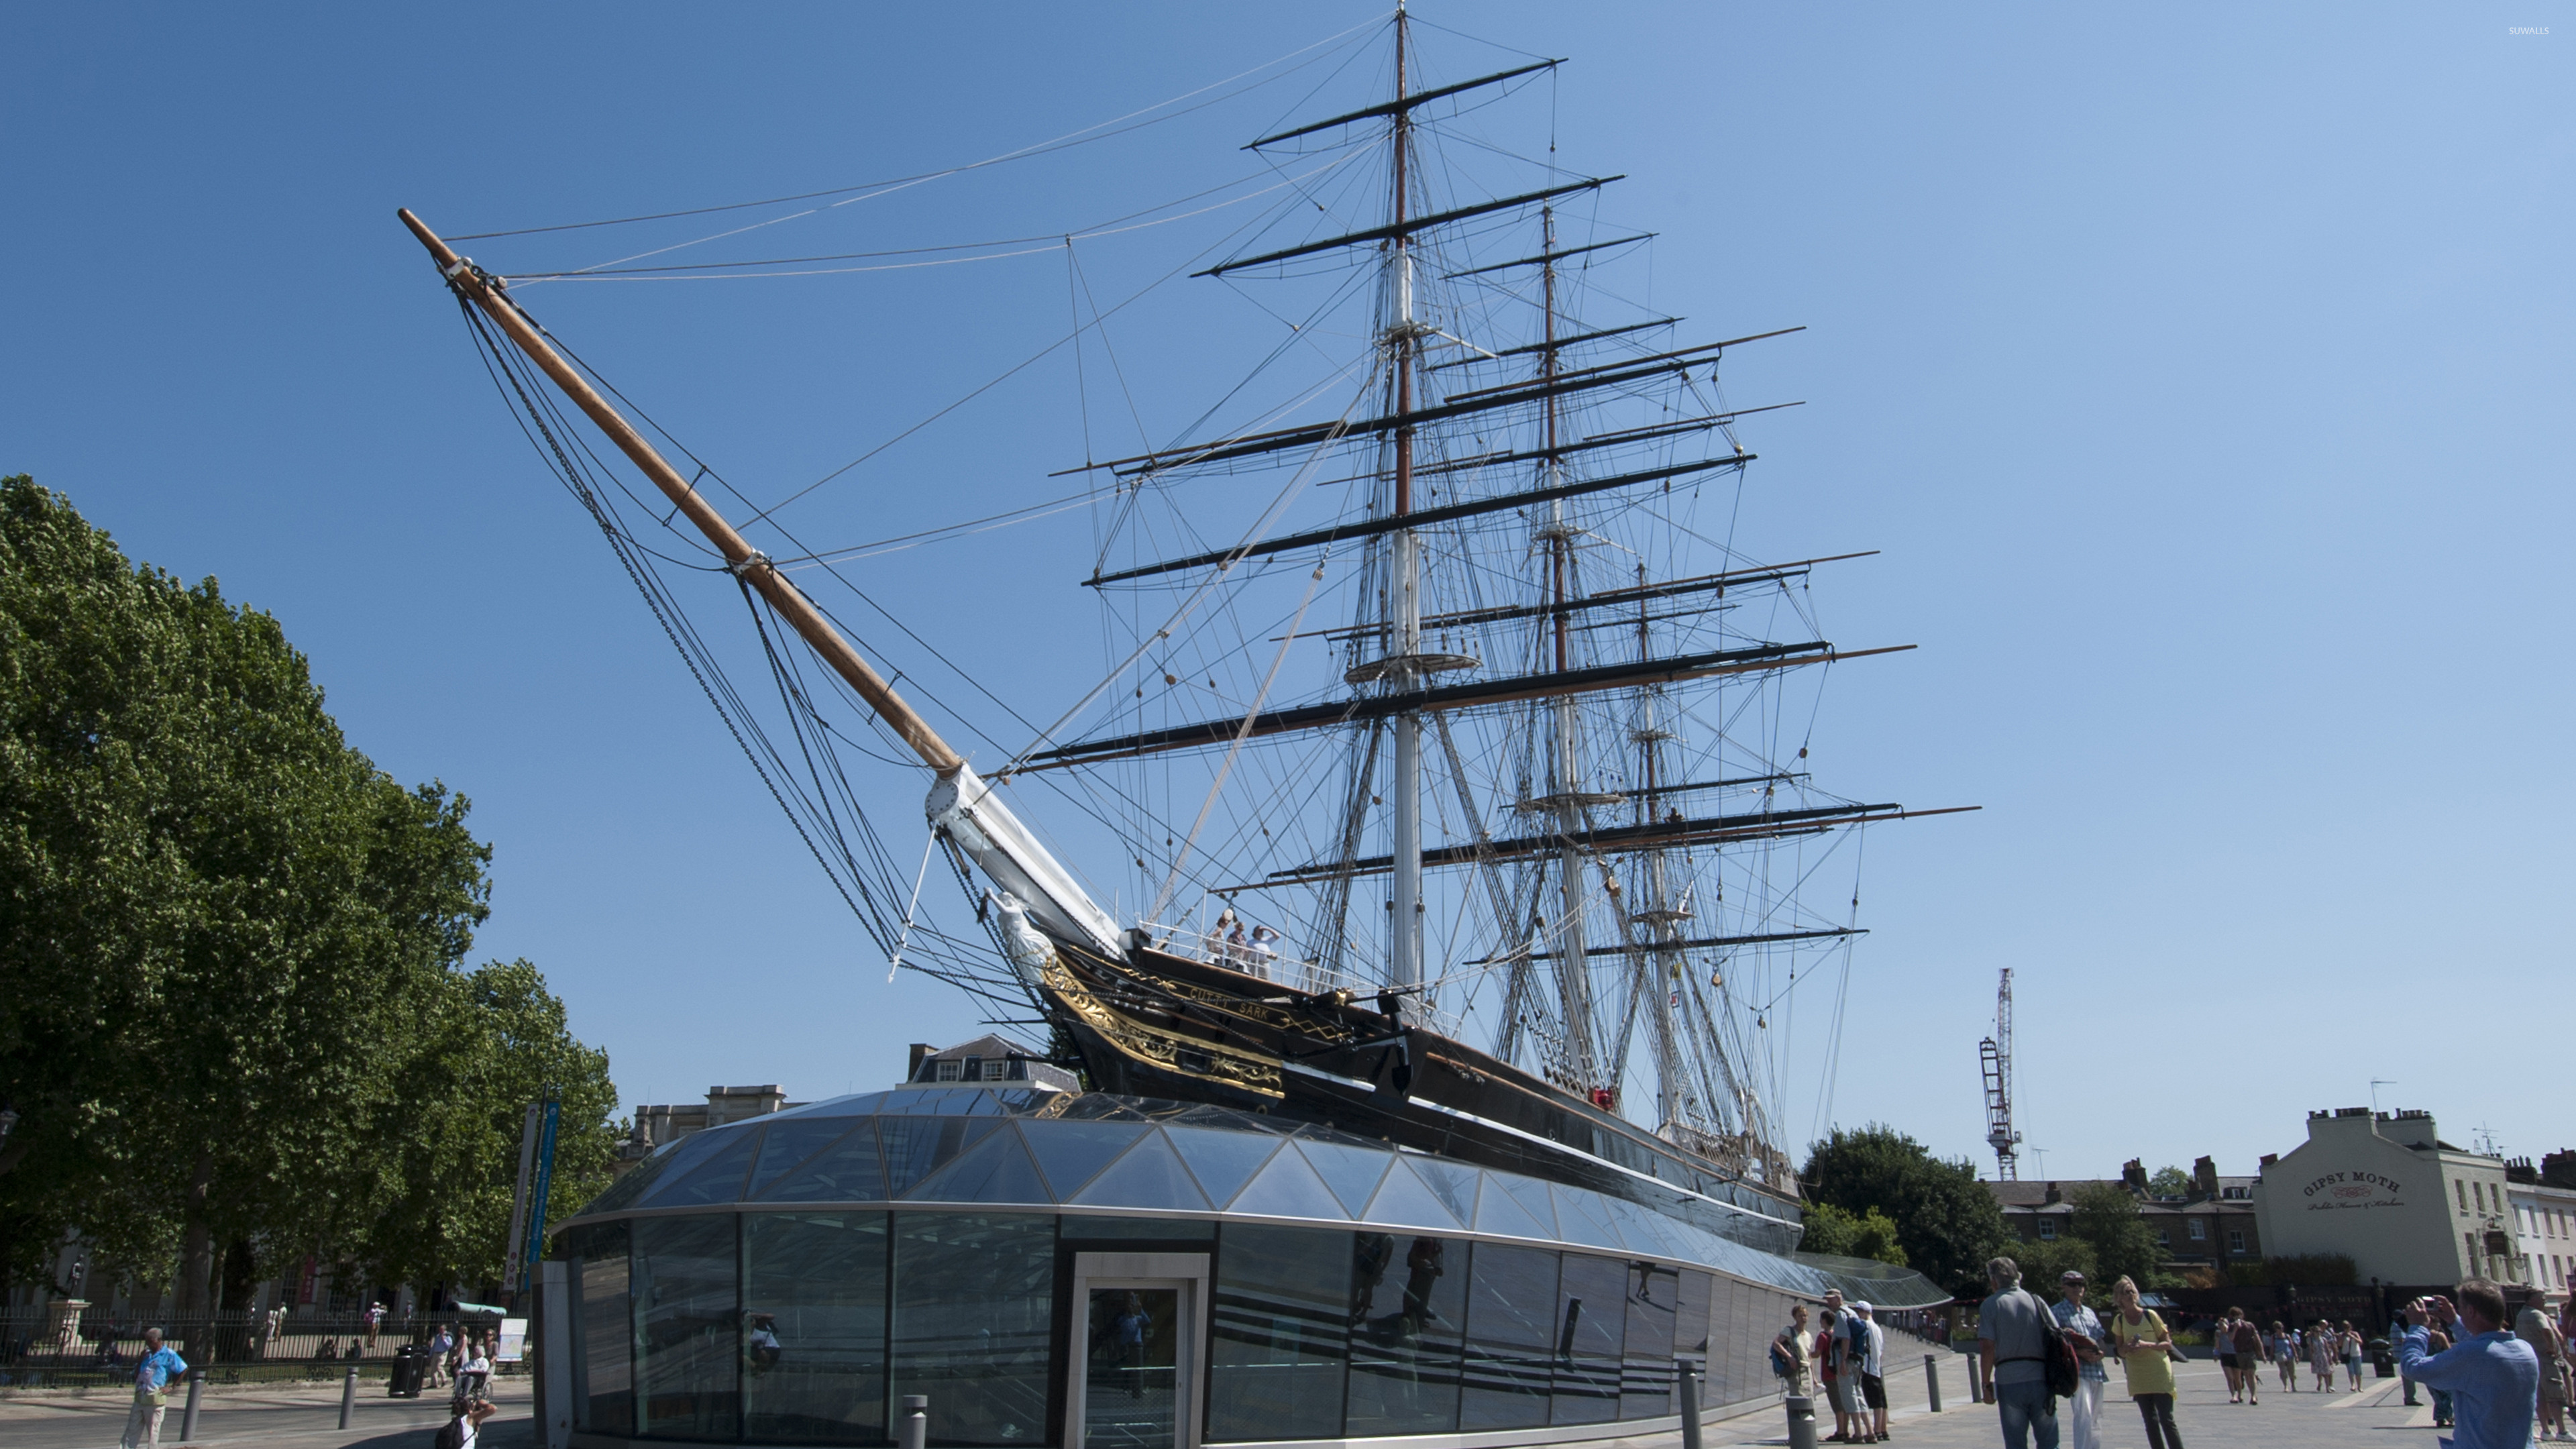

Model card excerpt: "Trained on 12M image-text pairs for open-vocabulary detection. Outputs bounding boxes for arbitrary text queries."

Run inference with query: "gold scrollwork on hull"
[1043,956,1284,1099]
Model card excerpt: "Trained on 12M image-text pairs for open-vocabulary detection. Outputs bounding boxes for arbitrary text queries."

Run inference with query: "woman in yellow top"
[2108,1276,2185,1449]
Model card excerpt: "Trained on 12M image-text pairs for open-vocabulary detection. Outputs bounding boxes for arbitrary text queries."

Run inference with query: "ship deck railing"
[1137,922,1468,1040]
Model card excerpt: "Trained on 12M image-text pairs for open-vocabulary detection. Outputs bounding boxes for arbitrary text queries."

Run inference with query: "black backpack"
[433,1416,467,1449]
[2031,1292,2082,1400]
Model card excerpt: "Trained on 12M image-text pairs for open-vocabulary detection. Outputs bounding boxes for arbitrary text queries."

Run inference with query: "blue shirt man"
[135,1337,188,1392]
[2398,1281,2538,1449]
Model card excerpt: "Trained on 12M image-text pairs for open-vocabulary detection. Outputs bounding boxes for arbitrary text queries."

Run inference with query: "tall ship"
[410,12,1960,1448]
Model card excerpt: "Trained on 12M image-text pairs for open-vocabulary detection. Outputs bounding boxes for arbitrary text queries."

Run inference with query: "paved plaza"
[0,1377,532,1449]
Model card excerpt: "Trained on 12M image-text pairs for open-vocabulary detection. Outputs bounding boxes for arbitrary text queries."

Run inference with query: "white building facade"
[2253,1108,2515,1287]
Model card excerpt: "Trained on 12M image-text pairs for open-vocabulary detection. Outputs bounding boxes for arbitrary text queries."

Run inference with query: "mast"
[396,208,1126,961]
[1537,203,1599,1096]
[1387,5,1426,994]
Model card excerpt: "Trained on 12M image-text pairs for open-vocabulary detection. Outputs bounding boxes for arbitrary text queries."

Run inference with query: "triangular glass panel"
[1550,1184,1627,1252]
[877,1116,1000,1197]
[1023,1120,1146,1199]
[1070,1130,1212,1212]
[1358,1159,1461,1231]
[1172,1103,1281,1132]
[763,1090,887,1123]
[1483,1173,1560,1240]
[1408,1155,1479,1224]
[1057,1097,1150,1122]
[758,1121,888,1203]
[906,1125,1051,1205]
[1227,1143,1351,1220]
[1472,1171,1555,1240]
[643,1124,763,1207]
[578,1158,664,1216]
[747,1116,867,1198]
[1165,1126,1280,1206]
[1605,1197,1679,1258]
[1298,1140,1393,1216]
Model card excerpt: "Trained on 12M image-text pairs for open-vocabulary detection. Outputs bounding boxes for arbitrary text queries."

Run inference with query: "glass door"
[1084,1287,1180,1449]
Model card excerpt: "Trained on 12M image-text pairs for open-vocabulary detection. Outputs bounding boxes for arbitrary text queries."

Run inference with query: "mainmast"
[1386,5,1426,994]
[1537,204,1601,1096]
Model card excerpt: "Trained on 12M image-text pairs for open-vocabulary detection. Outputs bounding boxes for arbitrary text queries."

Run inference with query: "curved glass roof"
[568,1086,1946,1309]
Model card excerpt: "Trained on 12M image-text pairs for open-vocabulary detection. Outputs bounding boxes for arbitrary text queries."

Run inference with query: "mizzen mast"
[1385,5,1427,996]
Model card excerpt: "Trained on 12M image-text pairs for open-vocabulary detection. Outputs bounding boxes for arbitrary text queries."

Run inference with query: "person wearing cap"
[1851,1301,1889,1444]
[2050,1271,2108,1449]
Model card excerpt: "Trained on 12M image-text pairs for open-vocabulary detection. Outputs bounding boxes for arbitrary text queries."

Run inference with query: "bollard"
[1782,1393,1819,1449]
[180,1368,205,1442]
[339,1364,360,1430]
[1675,1357,1703,1449]
[1923,1352,1942,1412]
[898,1393,928,1449]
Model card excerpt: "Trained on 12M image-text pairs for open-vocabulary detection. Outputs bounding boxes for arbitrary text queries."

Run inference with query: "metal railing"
[1140,922,1466,1039]
[0,1307,515,1391]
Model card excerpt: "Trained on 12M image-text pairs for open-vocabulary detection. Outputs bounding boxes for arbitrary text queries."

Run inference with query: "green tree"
[1801,1200,1911,1267]
[2004,1235,2097,1291]
[2146,1165,2192,1197]
[0,478,616,1309]
[1803,1124,2009,1297]
[2066,1182,2169,1290]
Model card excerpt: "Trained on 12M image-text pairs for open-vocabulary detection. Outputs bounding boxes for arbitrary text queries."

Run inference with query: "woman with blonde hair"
[2108,1276,2184,1449]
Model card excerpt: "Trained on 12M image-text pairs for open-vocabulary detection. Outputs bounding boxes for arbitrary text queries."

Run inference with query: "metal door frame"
[1065,1252,1210,1449]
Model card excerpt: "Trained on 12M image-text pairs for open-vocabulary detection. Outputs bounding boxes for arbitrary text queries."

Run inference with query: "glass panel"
[1295,1142,1391,1217]
[891,1212,1055,1446]
[1165,1126,1281,1207]
[1552,1252,1626,1425]
[1059,1215,1216,1243]
[635,1214,739,1439]
[906,1127,1051,1205]
[743,1212,888,1444]
[1620,1261,1680,1419]
[1471,1173,1556,1241]
[1071,1132,1212,1212]
[879,1117,1001,1197]
[1407,1157,1480,1226]
[1458,1242,1558,1431]
[1483,1174,1560,1240]
[647,1125,765,1208]
[1084,1287,1180,1449]
[1606,1197,1680,1260]
[578,1157,667,1217]
[763,1120,891,1203]
[1346,1234,1465,1436]
[1550,1186,1628,1254]
[751,1118,873,1198]
[1025,1120,1148,1199]
[1057,1097,1152,1122]
[1208,1224,1351,1442]
[1358,1160,1462,1232]
[572,1222,633,1436]
[1227,1147,1349,1222]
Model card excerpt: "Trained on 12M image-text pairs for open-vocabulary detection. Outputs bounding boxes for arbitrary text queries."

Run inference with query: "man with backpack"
[435,1395,498,1449]
[1978,1256,2061,1449]
[2227,1310,2263,1405]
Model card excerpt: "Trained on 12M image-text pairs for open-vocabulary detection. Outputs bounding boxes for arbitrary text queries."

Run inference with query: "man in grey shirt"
[1978,1256,2059,1449]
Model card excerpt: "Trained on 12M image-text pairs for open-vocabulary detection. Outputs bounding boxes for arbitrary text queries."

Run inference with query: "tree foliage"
[1801,1200,1910,1267]
[0,478,616,1306]
[2146,1165,2193,1197]
[1803,1124,2008,1296]
[2066,1182,2171,1291]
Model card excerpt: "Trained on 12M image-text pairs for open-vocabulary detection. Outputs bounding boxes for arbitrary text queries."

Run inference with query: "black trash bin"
[388,1344,430,1399]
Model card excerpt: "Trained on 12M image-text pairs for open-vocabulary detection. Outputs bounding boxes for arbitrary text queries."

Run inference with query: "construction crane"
[1979,967,2022,1180]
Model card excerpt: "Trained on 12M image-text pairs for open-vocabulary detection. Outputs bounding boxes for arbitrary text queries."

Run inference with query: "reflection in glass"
[762,1122,890,1203]
[1620,1260,1680,1419]
[567,1222,632,1436]
[635,1214,739,1440]
[1346,1234,1464,1436]
[1674,1271,1715,1407]
[891,1212,1055,1446]
[1552,1252,1627,1425]
[649,1125,765,1208]
[1085,1287,1179,1449]
[743,1212,888,1443]
[1025,1120,1148,1199]
[879,1117,1001,1197]
[1458,1242,1557,1431]
[1208,1224,1350,1441]
[1059,1215,1216,1244]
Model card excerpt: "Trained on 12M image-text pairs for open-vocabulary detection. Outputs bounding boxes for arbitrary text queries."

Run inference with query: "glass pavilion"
[553,1083,1944,1449]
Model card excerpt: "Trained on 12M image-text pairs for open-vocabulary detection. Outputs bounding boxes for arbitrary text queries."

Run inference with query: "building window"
[934,1059,963,1081]
[2188,1219,2206,1241]
[1552,1252,1629,1426]
[892,1212,1055,1446]
[2458,1181,2469,1212]
[1457,1242,1557,1432]
[2156,1228,2170,1248]
[2467,1232,2481,1267]
[635,1214,741,1441]
[1619,1260,1682,1421]
[1210,1223,1354,1440]
[2229,1230,2247,1254]
[2038,1219,2058,1241]
[1346,1234,1466,1436]
[743,1211,889,1443]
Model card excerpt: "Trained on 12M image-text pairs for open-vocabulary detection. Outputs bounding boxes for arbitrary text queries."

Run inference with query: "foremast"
[1385,6,1428,999]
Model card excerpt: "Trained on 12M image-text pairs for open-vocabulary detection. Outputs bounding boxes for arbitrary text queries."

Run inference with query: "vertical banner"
[518,1095,561,1297]
[502,1102,542,1297]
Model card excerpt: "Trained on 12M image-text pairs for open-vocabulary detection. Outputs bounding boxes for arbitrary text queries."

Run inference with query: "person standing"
[2049,1271,2107,1449]
[2514,1301,2571,1442]
[2305,1318,2336,1391]
[1817,1306,1855,1442]
[434,1395,499,1449]
[366,1300,385,1350]
[1774,1303,1815,1398]
[1976,1256,2059,1449]
[2212,1308,2244,1403]
[2107,1276,2183,1449]
[121,1327,187,1449]
[1854,1302,1890,1444]
[2339,1320,2364,1390]
[2228,1311,2262,1405]
[2423,1321,2455,1427]
[2397,1280,2538,1449]
[426,1324,453,1389]
[2269,1321,2298,1393]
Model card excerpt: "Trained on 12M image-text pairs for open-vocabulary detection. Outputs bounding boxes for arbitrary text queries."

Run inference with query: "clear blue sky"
[7,5,2569,1185]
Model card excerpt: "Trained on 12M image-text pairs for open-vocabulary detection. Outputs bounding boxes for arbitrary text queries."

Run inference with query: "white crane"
[1979,967,2022,1181]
